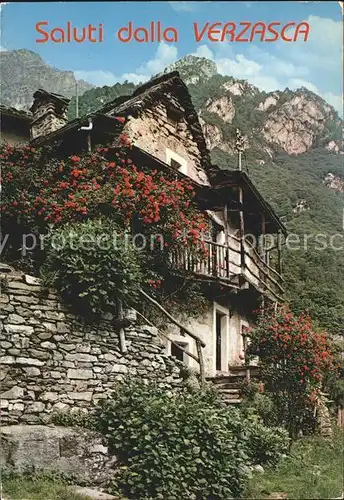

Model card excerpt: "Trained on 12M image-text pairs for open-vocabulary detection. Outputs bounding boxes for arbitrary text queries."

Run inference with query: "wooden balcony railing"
[170,237,284,302]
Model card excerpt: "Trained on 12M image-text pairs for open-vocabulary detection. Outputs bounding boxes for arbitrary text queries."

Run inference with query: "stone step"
[222,398,242,405]
[217,388,240,395]
[210,380,241,387]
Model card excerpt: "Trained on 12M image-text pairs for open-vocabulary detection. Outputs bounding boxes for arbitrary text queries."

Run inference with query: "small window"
[171,342,188,362]
[170,158,182,171]
[166,148,188,176]
[167,104,183,124]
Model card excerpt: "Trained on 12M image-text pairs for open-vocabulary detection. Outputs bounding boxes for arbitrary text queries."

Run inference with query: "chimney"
[29,89,70,139]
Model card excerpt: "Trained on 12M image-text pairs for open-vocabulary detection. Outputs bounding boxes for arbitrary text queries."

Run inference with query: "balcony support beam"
[238,187,246,280]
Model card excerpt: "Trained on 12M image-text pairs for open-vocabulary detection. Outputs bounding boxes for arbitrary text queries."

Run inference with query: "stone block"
[67,392,93,401]
[111,364,128,374]
[16,357,44,367]
[27,402,45,413]
[67,369,93,380]
[40,392,59,402]
[7,313,25,324]
[23,367,41,377]
[37,331,53,340]
[60,343,76,351]
[0,356,15,364]
[13,295,40,304]
[5,324,34,334]
[57,322,70,333]
[1,385,24,399]
[65,353,97,363]
[12,403,25,411]
[7,281,40,292]
[24,275,42,286]
[42,322,57,332]
[0,341,12,349]
[41,341,57,350]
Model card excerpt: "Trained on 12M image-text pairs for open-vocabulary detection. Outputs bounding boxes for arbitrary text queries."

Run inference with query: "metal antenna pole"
[235,128,244,171]
[76,81,79,119]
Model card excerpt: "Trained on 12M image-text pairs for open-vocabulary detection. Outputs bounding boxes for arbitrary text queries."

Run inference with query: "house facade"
[0,71,286,378]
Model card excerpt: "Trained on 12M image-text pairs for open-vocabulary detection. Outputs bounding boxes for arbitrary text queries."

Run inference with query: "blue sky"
[1,1,343,114]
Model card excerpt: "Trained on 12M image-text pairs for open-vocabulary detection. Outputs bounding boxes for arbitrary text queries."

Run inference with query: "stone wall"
[0,425,116,487]
[124,101,210,186]
[30,110,67,139]
[0,267,183,425]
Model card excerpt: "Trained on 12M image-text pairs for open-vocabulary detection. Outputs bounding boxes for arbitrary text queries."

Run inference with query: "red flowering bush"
[246,307,338,437]
[1,139,207,248]
[0,136,209,311]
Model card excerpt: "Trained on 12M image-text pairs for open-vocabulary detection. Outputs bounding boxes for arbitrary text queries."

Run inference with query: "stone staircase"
[207,365,260,405]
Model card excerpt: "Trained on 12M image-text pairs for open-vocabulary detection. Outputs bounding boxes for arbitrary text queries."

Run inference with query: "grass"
[2,477,90,500]
[2,430,343,500]
[245,428,344,499]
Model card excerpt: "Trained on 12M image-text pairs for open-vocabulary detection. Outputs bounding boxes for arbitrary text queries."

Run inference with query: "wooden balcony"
[170,237,284,302]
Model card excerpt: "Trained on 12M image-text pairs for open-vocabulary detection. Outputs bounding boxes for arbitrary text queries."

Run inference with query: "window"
[170,158,182,171]
[167,104,183,124]
[166,148,188,176]
[171,342,188,363]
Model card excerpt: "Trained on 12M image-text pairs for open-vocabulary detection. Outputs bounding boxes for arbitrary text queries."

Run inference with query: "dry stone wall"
[124,101,210,186]
[0,267,183,425]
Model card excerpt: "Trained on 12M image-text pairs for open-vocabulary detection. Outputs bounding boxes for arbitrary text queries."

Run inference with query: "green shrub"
[246,424,289,466]
[95,379,289,499]
[41,218,142,314]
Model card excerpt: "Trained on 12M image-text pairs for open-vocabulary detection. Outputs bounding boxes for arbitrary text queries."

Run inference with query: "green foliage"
[41,218,143,314]
[246,424,289,467]
[240,380,279,427]
[245,429,344,499]
[95,378,289,499]
[68,81,137,119]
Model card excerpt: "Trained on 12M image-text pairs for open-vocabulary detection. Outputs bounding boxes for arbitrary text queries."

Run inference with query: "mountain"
[0,49,93,110]
[1,52,343,335]
[161,55,217,84]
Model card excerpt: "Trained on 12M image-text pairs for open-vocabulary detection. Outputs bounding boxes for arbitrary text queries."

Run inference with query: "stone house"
[0,71,286,380]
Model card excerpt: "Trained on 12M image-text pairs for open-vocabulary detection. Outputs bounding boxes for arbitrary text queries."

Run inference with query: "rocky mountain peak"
[0,49,93,111]
[164,55,217,84]
[258,88,341,155]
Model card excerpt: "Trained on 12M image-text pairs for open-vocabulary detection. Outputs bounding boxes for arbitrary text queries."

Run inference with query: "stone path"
[73,487,121,499]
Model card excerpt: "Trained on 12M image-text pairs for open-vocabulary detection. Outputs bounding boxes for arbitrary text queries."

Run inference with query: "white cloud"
[322,92,343,113]
[0,2,9,50]
[193,44,214,60]
[168,1,198,12]
[75,70,119,86]
[75,41,178,87]
[141,42,178,75]
[287,78,319,94]
[75,15,342,115]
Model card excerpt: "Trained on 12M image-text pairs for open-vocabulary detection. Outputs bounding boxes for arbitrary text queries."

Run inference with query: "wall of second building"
[123,102,210,186]
[1,122,30,145]
[165,299,250,377]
